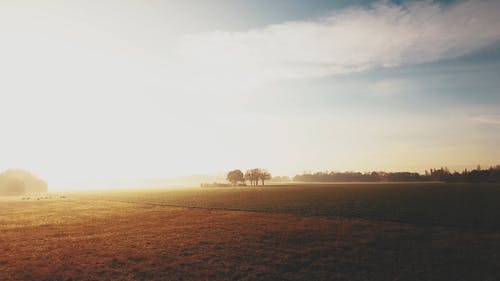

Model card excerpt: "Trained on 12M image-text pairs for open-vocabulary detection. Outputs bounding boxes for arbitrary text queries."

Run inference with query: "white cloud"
[178,0,500,83]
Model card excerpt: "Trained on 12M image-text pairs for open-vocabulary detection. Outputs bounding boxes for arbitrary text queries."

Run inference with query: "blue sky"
[0,0,499,189]
[173,0,458,30]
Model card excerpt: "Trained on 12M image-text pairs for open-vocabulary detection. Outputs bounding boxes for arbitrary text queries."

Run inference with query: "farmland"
[87,182,500,229]
[1,183,500,280]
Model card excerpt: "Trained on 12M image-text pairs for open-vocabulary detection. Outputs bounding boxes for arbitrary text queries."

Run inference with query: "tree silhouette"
[291,165,500,183]
[243,168,272,186]
[226,169,244,186]
[245,169,260,186]
[0,169,47,196]
[259,169,271,185]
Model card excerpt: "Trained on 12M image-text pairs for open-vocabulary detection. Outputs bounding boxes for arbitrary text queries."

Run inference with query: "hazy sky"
[1,0,500,190]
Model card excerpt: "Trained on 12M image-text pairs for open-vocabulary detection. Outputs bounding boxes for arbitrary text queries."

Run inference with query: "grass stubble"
[1,184,500,280]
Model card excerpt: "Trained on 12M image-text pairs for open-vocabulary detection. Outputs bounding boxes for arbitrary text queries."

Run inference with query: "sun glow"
[1,1,500,191]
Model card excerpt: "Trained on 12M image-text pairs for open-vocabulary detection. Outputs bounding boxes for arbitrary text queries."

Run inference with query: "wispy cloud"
[178,0,500,83]
[472,115,500,125]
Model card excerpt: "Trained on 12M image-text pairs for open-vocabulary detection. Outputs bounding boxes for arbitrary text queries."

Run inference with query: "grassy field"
[1,183,500,280]
[86,183,500,229]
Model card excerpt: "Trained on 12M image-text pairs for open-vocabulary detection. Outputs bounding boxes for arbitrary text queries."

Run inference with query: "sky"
[1,0,500,190]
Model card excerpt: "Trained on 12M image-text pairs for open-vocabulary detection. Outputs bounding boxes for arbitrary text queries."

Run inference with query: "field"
[1,183,500,280]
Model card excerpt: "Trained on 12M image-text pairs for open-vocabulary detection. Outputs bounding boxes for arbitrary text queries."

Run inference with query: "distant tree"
[0,169,47,196]
[0,175,26,196]
[244,171,251,185]
[243,168,272,186]
[259,169,271,185]
[245,169,261,186]
[226,169,244,186]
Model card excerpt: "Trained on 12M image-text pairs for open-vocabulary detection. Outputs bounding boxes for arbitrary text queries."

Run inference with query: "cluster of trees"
[226,168,271,186]
[425,166,500,182]
[293,165,500,183]
[293,171,422,182]
[0,169,48,196]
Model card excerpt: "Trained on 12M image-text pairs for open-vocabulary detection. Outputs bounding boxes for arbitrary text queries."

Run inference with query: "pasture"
[89,182,500,229]
[1,183,500,280]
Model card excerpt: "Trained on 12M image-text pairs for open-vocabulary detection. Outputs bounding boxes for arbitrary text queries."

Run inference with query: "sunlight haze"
[1,0,500,191]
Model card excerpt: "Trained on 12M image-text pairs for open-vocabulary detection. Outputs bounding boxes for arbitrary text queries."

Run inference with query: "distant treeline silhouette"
[0,169,48,196]
[293,165,500,183]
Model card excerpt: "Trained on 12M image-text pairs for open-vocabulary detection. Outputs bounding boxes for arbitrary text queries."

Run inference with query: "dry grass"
[84,183,500,229]
[1,193,500,280]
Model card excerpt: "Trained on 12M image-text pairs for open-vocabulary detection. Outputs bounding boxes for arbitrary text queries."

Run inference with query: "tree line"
[293,165,500,183]
[226,168,271,186]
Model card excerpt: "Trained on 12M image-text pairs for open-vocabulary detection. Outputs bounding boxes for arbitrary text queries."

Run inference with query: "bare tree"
[244,168,271,186]
[245,169,260,186]
[259,169,271,185]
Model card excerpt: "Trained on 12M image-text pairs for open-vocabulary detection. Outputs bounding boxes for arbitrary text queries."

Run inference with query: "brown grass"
[1,196,500,280]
